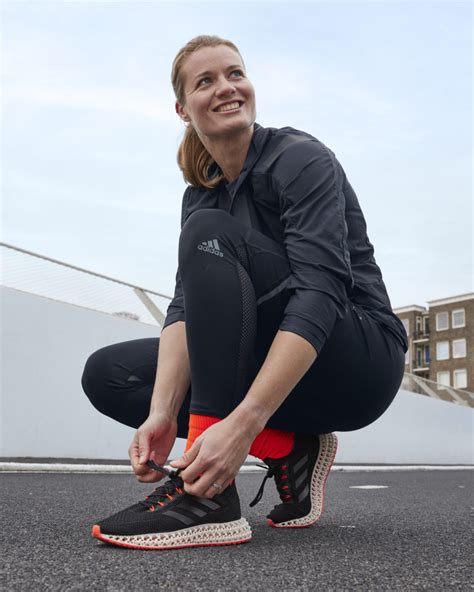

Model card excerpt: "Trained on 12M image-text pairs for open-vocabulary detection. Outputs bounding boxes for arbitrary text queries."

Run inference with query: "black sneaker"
[92,461,252,549]
[249,432,338,528]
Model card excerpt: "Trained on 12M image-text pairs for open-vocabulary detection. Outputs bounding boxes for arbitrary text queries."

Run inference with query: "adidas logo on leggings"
[197,239,223,257]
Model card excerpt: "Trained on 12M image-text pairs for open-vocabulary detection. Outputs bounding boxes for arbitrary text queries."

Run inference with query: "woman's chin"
[206,116,254,137]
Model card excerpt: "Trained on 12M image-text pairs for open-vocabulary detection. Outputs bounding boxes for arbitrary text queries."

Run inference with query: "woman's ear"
[176,101,190,123]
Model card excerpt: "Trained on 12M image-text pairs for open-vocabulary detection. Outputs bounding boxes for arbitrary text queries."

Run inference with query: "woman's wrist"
[149,397,180,420]
[226,400,268,440]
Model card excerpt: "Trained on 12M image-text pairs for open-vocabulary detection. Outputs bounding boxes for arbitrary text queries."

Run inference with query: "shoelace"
[249,462,293,507]
[139,460,184,511]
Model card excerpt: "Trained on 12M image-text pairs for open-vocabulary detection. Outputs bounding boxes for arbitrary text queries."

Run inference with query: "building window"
[452,309,465,328]
[424,345,430,364]
[436,371,450,390]
[436,312,449,331]
[436,341,449,360]
[405,347,409,365]
[416,346,423,367]
[423,316,430,334]
[452,339,466,358]
[416,316,422,334]
[453,369,467,389]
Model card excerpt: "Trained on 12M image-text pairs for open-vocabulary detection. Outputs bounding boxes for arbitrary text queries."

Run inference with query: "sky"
[1,0,472,311]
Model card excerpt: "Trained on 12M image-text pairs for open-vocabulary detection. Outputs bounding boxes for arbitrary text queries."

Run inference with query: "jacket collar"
[206,123,270,189]
[223,122,271,199]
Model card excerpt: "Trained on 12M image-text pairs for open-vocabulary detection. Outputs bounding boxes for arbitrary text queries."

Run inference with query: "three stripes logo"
[197,238,224,257]
[163,497,221,527]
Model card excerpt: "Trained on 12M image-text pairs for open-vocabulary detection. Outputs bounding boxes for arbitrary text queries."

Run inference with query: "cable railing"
[401,373,473,409]
[1,241,472,407]
[0,241,171,326]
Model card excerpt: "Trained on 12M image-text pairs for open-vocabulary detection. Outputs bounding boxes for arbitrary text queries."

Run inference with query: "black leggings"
[81,208,405,438]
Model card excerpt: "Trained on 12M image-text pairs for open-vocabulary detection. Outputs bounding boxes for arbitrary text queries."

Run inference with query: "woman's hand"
[128,412,177,483]
[170,417,256,498]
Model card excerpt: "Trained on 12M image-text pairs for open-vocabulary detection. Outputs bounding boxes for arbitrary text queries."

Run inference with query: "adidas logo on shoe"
[197,239,223,257]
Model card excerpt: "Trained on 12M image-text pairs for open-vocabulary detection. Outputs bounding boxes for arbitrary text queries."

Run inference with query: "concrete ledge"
[1,462,472,473]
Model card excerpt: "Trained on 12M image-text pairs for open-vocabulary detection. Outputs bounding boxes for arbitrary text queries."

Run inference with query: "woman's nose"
[215,77,237,97]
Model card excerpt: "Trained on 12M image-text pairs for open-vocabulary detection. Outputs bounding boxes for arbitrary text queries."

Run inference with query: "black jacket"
[162,123,408,355]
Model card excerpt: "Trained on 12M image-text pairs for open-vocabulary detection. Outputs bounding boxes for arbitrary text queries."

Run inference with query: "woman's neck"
[201,125,254,183]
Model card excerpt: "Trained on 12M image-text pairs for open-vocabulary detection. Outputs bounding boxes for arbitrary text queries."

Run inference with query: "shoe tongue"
[262,456,281,468]
[263,453,292,468]
[146,476,182,502]
[163,474,184,490]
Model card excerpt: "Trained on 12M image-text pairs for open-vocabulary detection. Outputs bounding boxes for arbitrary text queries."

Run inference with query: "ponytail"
[177,124,224,189]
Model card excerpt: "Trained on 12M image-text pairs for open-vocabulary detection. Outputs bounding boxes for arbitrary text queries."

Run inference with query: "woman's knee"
[81,345,117,413]
[182,208,231,236]
[179,209,232,266]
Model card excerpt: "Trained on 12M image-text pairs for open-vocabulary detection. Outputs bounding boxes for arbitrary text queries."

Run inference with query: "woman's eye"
[198,70,243,87]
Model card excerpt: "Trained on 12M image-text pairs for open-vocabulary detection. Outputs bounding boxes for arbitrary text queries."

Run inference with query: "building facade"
[394,293,473,393]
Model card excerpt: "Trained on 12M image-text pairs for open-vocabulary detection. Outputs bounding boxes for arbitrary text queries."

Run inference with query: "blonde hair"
[171,35,245,189]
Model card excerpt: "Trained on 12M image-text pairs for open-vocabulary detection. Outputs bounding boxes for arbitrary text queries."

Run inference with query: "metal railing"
[413,356,431,369]
[0,241,172,326]
[412,330,430,340]
[402,373,473,408]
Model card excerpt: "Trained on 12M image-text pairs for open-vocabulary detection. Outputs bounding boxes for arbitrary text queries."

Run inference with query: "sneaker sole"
[268,432,338,528]
[92,518,252,550]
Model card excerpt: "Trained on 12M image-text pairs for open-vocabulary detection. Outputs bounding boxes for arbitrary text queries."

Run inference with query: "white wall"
[0,286,175,459]
[336,390,472,464]
[1,286,472,464]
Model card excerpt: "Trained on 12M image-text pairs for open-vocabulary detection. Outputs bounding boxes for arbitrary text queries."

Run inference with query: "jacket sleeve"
[275,139,354,355]
[161,187,191,331]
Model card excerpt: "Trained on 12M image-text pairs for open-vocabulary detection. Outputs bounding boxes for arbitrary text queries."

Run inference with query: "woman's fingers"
[136,470,164,483]
[129,432,158,481]
[136,429,151,465]
[176,456,205,485]
[169,420,251,497]
[170,440,200,472]
[129,437,142,473]
[180,456,233,497]
[173,444,214,495]
[132,459,155,480]
[203,478,232,499]
[185,471,233,497]
[129,431,148,468]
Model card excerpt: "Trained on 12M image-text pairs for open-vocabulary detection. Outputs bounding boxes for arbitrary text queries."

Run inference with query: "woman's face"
[176,45,256,139]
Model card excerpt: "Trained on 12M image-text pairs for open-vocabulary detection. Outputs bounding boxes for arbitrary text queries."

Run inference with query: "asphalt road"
[1,470,472,591]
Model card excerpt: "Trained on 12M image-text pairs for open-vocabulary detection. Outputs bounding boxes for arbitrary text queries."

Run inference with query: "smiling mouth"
[213,101,243,113]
